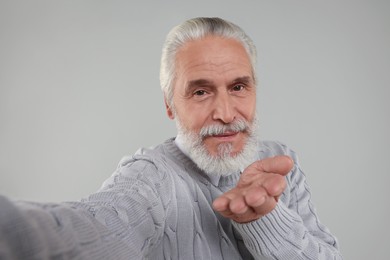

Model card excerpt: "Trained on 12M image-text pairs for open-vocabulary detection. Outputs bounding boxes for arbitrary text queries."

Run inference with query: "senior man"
[0,17,342,259]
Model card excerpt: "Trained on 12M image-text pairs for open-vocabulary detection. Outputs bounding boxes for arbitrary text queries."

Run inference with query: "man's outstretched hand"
[212,155,294,223]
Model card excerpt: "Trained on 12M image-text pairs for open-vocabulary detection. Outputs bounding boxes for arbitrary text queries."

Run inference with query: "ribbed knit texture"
[0,139,342,259]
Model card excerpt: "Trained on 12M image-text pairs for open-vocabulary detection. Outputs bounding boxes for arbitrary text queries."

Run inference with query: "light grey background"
[0,1,389,259]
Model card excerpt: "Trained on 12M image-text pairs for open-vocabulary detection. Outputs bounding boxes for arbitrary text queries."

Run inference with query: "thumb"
[251,155,294,176]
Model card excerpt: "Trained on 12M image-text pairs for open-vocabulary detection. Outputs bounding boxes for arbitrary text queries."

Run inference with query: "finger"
[229,195,249,215]
[251,195,278,216]
[230,209,259,223]
[253,155,294,176]
[244,185,268,208]
[262,174,287,197]
[212,196,231,213]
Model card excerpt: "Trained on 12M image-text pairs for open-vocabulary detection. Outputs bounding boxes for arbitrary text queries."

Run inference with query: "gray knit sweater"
[0,139,342,259]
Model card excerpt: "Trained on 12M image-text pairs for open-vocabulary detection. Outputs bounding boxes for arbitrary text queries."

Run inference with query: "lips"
[210,131,239,139]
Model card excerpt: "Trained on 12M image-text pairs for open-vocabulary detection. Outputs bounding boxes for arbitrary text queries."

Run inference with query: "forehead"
[174,36,253,84]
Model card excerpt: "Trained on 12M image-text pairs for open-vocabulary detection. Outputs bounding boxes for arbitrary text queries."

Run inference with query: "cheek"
[246,96,257,119]
[183,107,211,131]
[237,102,256,122]
[176,108,204,134]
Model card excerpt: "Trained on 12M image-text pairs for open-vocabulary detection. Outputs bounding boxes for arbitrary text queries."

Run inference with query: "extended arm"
[0,159,167,259]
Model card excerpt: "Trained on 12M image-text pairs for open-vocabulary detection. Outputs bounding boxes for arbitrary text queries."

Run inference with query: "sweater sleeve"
[0,158,168,259]
[232,142,342,260]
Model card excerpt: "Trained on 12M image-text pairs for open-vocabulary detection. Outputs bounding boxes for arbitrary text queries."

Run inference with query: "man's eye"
[232,84,244,91]
[194,90,206,96]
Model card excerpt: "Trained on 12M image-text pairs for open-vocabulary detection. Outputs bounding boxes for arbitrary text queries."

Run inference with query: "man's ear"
[164,97,175,119]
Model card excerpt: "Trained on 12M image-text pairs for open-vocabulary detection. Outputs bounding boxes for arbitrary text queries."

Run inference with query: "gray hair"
[160,17,258,107]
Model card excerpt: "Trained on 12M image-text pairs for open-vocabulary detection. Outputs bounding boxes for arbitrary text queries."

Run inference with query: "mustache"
[199,118,250,138]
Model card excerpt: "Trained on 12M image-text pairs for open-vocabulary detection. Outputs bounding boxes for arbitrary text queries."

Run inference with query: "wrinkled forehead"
[174,36,254,82]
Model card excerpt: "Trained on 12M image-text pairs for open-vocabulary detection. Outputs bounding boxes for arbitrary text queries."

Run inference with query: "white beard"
[175,116,259,177]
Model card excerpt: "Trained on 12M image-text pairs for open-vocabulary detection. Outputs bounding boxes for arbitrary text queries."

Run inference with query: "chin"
[207,142,241,159]
[206,139,246,157]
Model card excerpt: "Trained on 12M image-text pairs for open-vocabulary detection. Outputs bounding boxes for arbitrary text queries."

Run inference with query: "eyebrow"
[184,79,214,96]
[230,76,253,85]
[184,76,253,96]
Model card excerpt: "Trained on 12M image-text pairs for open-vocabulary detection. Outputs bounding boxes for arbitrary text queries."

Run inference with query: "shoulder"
[101,140,176,191]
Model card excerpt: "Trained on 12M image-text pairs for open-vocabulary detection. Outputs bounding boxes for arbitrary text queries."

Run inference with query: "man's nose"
[212,93,236,124]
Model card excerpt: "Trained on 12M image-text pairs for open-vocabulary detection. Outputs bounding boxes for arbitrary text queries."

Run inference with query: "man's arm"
[0,159,167,259]
[213,144,342,259]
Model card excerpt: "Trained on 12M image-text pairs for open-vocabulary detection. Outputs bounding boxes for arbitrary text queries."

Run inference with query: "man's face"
[167,36,257,158]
